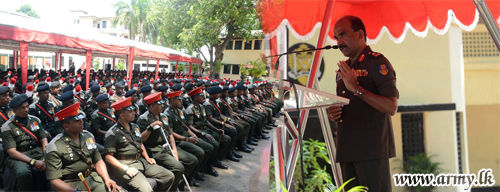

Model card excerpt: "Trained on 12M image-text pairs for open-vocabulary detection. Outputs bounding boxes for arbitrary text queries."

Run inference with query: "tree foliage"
[245,58,268,79]
[112,0,149,41]
[16,4,40,19]
[115,60,126,70]
[158,0,261,77]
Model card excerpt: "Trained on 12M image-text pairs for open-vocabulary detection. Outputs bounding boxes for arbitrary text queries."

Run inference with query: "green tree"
[245,58,268,79]
[177,65,185,72]
[158,0,261,77]
[115,60,126,70]
[92,59,101,69]
[16,4,40,19]
[112,0,149,42]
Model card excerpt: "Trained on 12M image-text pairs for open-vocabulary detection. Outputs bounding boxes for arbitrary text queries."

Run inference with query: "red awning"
[260,0,500,43]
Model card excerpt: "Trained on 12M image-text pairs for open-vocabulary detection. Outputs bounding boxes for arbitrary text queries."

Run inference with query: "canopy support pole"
[175,61,179,77]
[85,50,91,91]
[146,60,150,72]
[473,0,500,52]
[59,52,63,71]
[188,62,192,78]
[112,58,115,70]
[13,51,17,70]
[128,47,136,89]
[155,58,160,80]
[290,0,342,190]
[55,52,59,71]
[20,42,28,86]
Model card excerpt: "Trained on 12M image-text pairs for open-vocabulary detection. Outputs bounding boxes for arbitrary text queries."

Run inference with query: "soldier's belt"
[17,144,38,152]
[62,169,92,181]
[115,154,140,161]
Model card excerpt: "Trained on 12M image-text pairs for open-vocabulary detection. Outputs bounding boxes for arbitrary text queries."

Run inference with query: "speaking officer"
[328,16,399,192]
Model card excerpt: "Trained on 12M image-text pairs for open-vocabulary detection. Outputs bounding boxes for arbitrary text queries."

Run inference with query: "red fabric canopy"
[260,0,500,43]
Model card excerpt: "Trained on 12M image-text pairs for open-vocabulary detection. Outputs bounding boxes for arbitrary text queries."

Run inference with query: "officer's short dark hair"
[341,15,366,42]
[115,110,124,119]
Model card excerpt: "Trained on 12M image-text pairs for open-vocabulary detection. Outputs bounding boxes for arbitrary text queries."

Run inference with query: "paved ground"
[191,117,281,192]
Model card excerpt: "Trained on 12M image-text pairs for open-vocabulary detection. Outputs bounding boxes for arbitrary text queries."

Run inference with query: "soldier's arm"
[103,131,128,171]
[169,133,179,160]
[91,114,106,136]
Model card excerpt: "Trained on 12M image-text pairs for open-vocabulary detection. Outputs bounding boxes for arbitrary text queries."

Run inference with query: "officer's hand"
[205,134,215,142]
[146,158,156,164]
[34,160,45,171]
[150,121,162,128]
[104,178,121,192]
[126,167,140,178]
[336,60,358,92]
[44,130,51,139]
[226,125,236,130]
[327,105,343,121]
[188,137,198,144]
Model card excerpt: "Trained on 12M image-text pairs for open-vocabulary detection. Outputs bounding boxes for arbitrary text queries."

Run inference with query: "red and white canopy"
[260,0,500,43]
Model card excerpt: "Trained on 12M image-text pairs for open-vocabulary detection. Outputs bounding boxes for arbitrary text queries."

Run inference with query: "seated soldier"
[46,103,122,192]
[104,97,175,192]
[29,84,60,140]
[1,94,48,191]
[91,94,116,152]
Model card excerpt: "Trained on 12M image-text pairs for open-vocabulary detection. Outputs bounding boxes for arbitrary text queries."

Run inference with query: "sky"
[0,0,122,24]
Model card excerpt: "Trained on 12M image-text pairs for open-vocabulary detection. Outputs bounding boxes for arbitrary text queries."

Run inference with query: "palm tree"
[112,0,149,42]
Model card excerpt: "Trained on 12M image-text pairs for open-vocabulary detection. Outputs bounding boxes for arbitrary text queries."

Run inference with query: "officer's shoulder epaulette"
[45,135,61,154]
[28,102,37,109]
[28,114,41,122]
[1,118,13,132]
[82,130,95,138]
[138,111,149,120]
[185,105,194,114]
[105,125,117,137]
[366,51,385,60]
[202,100,211,106]
[90,110,99,118]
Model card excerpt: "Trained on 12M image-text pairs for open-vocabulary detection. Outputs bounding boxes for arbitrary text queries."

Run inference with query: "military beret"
[222,85,229,91]
[171,84,182,91]
[206,86,222,94]
[160,79,167,83]
[36,84,50,92]
[104,82,112,88]
[248,85,256,90]
[59,91,74,102]
[9,94,28,109]
[211,82,219,87]
[196,81,204,87]
[96,94,109,103]
[228,87,237,93]
[175,79,182,84]
[157,85,168,92]
[89,81,97,87]
[90,85,101,93]
[204,81,211,87]
[114,82,125,88]
[0,86,9,95]
[62,84,74,93]
[184,83,194,91]
[50,81,60,88]
[236,84,247,90]
[125,90,136,98]
[168,79,175,84]
[140,85,152,93]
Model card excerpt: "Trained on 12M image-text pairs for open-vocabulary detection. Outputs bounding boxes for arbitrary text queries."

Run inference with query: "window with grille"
[244,41,253,50]
[223,65,231,74]
[226,41,233,50]
[401,113,425,162]
[456,112,463,174]
[234,40,243,50]
[462,32,500,57]
[254,40,262,50]
[232,65,240,74]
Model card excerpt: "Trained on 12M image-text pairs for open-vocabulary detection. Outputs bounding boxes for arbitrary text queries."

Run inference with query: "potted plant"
[396,153,442,192]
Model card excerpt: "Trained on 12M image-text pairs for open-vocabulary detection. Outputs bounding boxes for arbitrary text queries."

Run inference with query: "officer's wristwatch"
[201,132,206,136]
[122,165,129,171]
[29,158,36,166]
[354,85,364,96]
[74,189,81,192]
[185,137,190,141]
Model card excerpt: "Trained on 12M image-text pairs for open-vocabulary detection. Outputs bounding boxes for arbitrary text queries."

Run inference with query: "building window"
[111,34,117,36]
[223,65,231,74]
[97,24,100,29]
[77,19,79,24]
[254,40,262,50]
[124,36,129,39]
[234,40,243,50]
[231,65,240,74]
[226,41,233,50]
[244,41,252,50]
[125,23,129,29]
[102,21,107,28]
[401,113,425,162]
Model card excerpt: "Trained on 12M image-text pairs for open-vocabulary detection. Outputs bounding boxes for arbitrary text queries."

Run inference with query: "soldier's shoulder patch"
[379,64,389,76]
[185,106,194,114]
[368,51,383,58]
[45,140,58,154]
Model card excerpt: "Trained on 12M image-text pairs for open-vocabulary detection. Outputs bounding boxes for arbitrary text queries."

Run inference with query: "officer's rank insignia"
[31,121,39,131]
[163,117,169,126]
[379,64,389,76]
[135,128,141,137]
[358,54,365,62]
[356,69,369,77]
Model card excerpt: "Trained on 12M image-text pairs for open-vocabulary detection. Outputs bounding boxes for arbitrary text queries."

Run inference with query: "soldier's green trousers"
[111,158,175,192]
[6,147,44,191]
[200,129,231,162]
[63,171,109,192]
[177,139,213,175]
[151,150,187,191]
